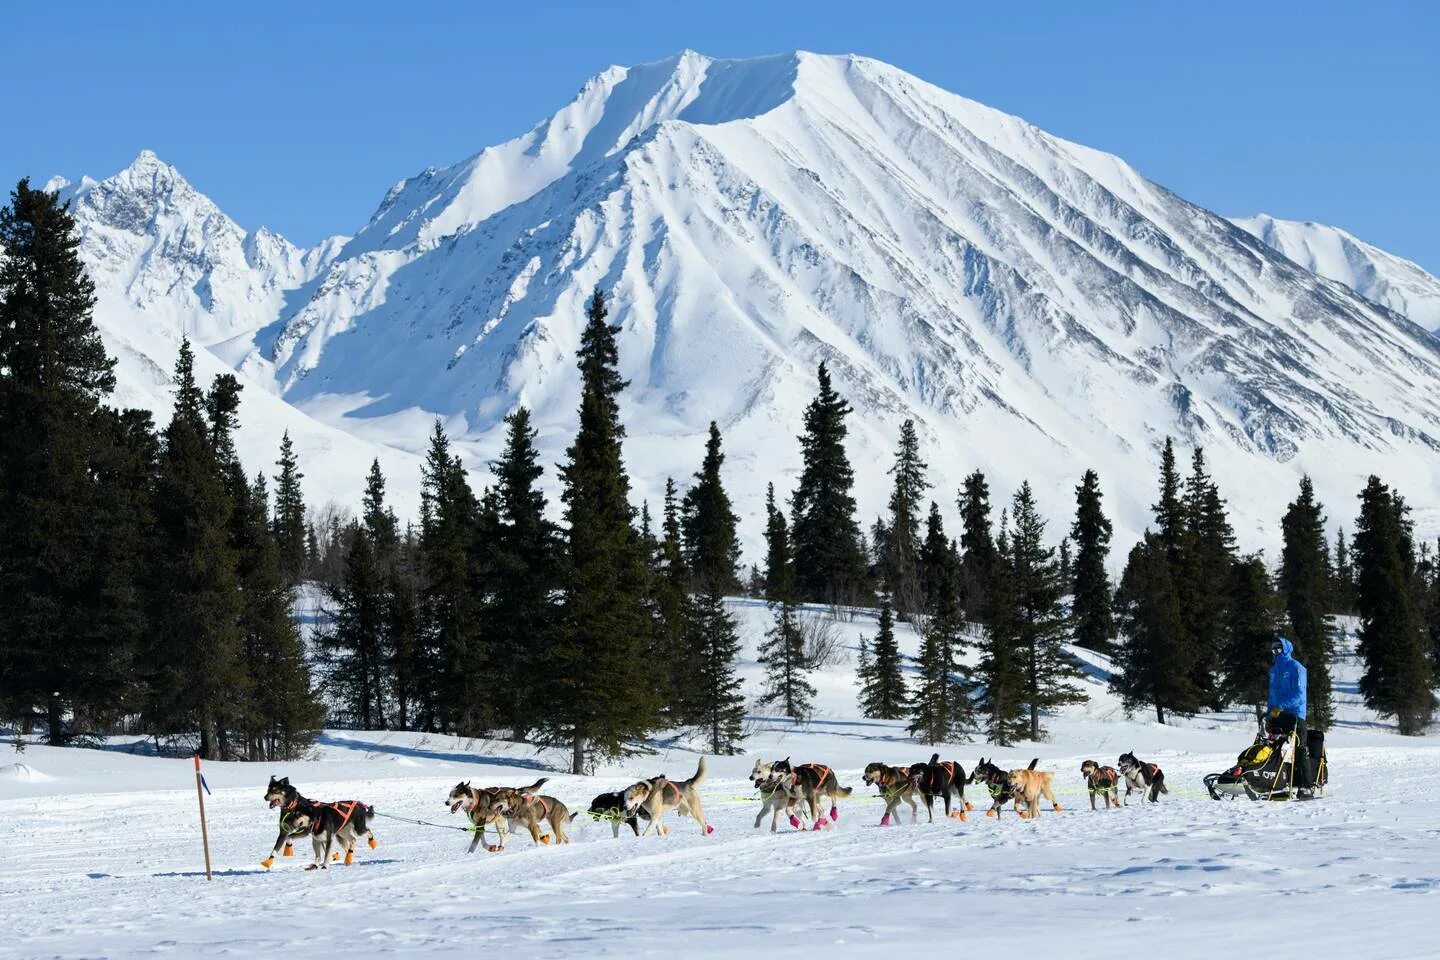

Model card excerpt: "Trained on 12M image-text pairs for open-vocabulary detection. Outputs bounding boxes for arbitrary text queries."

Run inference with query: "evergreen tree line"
[0,182,321,758]
[4,183,1436,765]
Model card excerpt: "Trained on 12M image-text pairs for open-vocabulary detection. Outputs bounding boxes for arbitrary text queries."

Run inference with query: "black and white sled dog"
[588,790,653,838]
[1117,751,1168,804]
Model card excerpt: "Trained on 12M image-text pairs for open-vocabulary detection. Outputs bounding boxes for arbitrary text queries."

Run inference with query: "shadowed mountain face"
[53,51,1440,549]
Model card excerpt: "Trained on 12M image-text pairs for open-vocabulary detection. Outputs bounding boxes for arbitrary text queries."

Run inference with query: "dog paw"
[261,857,274,869]
[304,864,319,871]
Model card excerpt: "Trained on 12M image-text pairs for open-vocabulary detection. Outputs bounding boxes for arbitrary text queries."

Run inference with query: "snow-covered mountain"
[50,51,1440,551]
[1232,213,1440,334]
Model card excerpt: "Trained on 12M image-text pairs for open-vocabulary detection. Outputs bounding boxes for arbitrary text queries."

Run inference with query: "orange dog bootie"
[368,837,377,849]
[282,843,294,857]
[344,850,354,865]
[261,856,275,869]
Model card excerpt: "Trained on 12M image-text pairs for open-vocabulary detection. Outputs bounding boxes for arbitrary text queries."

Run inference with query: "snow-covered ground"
[3,604,1436,958]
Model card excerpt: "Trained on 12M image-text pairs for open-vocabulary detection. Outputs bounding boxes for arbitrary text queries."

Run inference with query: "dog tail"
[687,756,708,787]
[836,785,853,798]
[1027,758,1039,770]
[1158,781,1169,794]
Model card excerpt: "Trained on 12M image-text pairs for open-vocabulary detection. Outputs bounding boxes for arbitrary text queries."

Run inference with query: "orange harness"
[796,763,832,786]
[314,800,359,833]
[524,794,551,819]
[660,781,682,803]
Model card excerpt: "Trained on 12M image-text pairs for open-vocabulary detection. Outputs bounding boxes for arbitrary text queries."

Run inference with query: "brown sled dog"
[480,789,574,850]
[622,757,712,836]
[750,757,852,825]
[445,777,550,853]
[1080,760,1121,810]
[862,762,919,826]
[1008,764,1064,819]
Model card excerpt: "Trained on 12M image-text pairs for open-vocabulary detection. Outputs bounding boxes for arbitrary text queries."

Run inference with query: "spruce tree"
[1220,553,1279,723]
[919,501,950,616]
[1111,532,1204,724]
[1423,540,1440,673]
[1070,469,1114,653]
[386,525,424,729]
[1332,527,1356,614]
[883,419,929,617]
[321,520,387,730]
[757,482,814,720]
[957,471,999,623]
[790,362,869,605]
[651,478,693,718]
[0,179,147,740]
[488,407,558,736]
[1008,483,1085,740]
[146,341,249,758]
[418,420,485,733]
[858,596,907,719]
[679,422,746,748]
[689,588,747,752]
[1181,448,1236,707]
[236,473,323,758]
[1279,476,1336,728]
[681,422,741,594]
[548,289,657,771]
[977,525,1027,745]
[272,431,308,586]
[1153,437,1186,560]
[908,554,973,743]
[1353,476,1434,734]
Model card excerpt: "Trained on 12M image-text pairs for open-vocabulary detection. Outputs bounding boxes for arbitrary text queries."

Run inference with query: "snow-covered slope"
[1233,213,1440,334]
[2,601,1434,958]
[53,52,1440,550]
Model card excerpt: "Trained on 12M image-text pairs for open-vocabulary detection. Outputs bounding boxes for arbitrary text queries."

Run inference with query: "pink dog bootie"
[830,806,839,820]
[789,814,802,829]
[880,813,891,826]
[813,817,830,831]
[705,822,715,835]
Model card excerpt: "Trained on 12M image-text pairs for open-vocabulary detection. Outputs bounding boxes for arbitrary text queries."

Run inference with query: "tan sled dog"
[862,762,919,826]
[1008,765,1064,819]
[480,788,574,850]
[622,757,713,836]
[445,777,549,853]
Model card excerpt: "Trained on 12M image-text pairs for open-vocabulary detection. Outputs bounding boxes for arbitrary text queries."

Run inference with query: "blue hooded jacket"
[1268,636,1307,720]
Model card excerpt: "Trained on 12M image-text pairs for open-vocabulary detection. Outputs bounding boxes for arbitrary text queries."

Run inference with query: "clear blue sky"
[7,1,1438,271]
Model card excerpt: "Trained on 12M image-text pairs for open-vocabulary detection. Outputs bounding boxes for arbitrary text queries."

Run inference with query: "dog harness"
[796,763,832,785]
[1086,767,1119,793]
[524,795,551,819]
[312,800,360,834]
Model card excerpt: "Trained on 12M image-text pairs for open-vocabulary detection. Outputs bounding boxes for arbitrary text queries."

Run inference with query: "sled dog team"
[261,751,1167,870]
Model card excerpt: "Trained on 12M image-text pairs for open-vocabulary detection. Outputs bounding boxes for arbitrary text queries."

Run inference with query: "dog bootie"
[344,851,354,865]
[261,856,275,869]
[368,837,377,849]
[283,843,294,857]
[986,809,996,818]
[1053,804,1064,812]
[812,817,830,831]
[705,823,715,835]
[830,806,839,820]
[304,864,319,871]
[965,802,974,812]
[331,851,341,861]
[880,814,891,826]
[949,811,966,820]
[487,845,504,853]
[789,814,802,829]
[539,835,552,845]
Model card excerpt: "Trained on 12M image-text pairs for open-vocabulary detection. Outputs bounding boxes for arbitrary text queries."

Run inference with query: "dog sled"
[1203,721,1328,801]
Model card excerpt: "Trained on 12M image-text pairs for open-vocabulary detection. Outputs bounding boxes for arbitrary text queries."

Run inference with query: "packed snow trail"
[3,606,1434,957]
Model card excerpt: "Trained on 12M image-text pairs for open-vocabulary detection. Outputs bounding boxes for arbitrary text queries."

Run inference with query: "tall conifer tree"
[858,597,907,719]
[1111,532,1203,724]
[884,419,929,617]
[758,482,814,720]
[548,290,656,771]
[1070,469,1114,653]
[1220,553,1279,722]
[1353,477,1433,734]
[790,362,869,605]
[272,431,308,586]
[1279,476,1335,728]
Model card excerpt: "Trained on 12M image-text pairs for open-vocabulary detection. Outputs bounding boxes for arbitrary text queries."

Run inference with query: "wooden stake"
[194,754,213,881]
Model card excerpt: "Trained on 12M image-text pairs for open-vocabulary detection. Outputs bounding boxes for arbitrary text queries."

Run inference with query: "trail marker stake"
[193,754,213,880]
